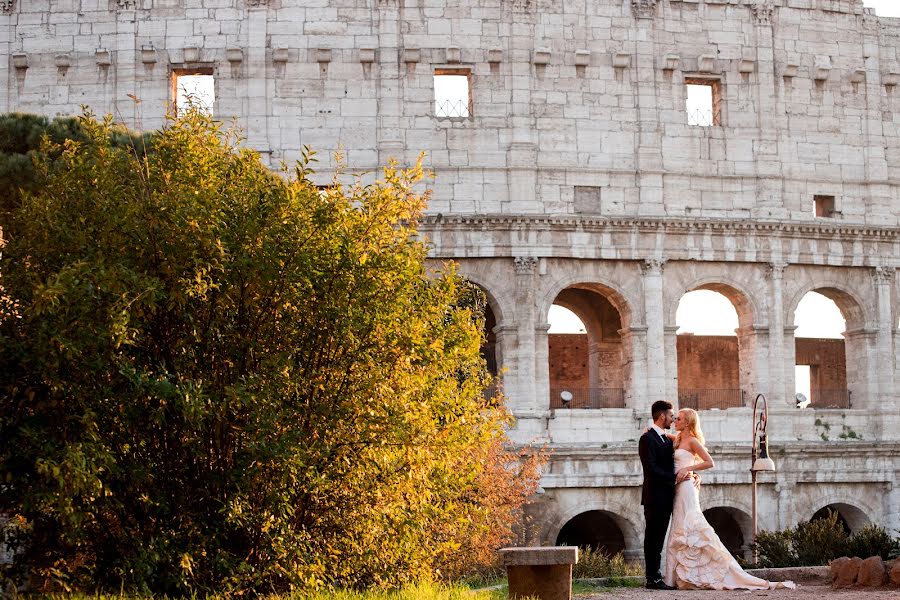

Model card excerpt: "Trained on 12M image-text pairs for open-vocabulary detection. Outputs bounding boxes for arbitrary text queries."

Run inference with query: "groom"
[639,400,689,590]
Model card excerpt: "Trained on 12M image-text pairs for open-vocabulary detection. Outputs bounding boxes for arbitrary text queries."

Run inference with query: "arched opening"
[482,300,498,378]
[794,291,850,408]
[555,510,626,556]
[703,507,750,559]
[547,284,629,409]
[810,503,870,534]
[676,287,749,409]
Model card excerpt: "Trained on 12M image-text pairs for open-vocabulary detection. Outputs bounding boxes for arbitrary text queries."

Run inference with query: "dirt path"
[578,584,900,599]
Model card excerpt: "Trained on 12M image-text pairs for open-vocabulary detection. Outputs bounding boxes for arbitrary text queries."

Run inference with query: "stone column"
[860,10,892,224]
[887,480,900,535]
[663,325,679,403]
[113,3,137,126]
[0,6,11,114]
[376,0,404,164]
[736,325,770,405]
[749,1,785,219]
[632,1,664,215]
[505,5,538,213]
[775,481,794,529]
[843,328,876,410]
[246,5,270,157]
[783,324,798,403]
[873,267,896,409]
[619,325,647,410]
[640,258,667,408]
[509,256,539,411]
[765,263,790,406]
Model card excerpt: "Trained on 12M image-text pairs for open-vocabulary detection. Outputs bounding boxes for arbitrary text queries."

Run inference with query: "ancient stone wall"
[3,1,900,224]
[3,0,899,560]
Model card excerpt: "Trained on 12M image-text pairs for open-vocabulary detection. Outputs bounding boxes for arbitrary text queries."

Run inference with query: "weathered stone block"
[832,556,862,589]
[500,547,578,600]
[858,556,886,587]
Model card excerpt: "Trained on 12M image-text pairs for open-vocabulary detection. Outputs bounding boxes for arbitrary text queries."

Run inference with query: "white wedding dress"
[664,448,797,590]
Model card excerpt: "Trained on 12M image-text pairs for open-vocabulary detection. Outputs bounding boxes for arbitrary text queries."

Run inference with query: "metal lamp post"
[751,393,776,564]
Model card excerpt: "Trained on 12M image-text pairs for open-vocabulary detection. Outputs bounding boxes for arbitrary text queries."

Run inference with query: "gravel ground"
[578,584,900,599]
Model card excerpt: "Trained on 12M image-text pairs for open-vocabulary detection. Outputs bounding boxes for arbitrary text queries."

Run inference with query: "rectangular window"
[814,195,836,218]
[172,68,215,116]
[685,78,721,126]
[434,68,472,118]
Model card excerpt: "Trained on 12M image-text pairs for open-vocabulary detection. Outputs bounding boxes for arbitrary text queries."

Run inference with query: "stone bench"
[498,546,579,600]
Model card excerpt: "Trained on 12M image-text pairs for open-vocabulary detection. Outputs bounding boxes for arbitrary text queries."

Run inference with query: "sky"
[549,290,845,339]
[863,1,900,17]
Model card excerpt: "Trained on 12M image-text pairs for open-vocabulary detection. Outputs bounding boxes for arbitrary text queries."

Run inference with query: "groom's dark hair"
[651,400,673,420]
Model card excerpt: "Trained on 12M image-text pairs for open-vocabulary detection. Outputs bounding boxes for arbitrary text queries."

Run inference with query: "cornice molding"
[420,214,900,240]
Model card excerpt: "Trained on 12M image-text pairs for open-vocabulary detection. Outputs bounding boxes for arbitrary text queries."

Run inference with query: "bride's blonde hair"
[675,408,705,450]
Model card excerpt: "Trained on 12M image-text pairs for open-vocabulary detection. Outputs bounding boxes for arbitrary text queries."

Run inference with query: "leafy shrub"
[0,111,541,594]
[572,549,642,579]
[754,529,798,568]
[845,524,900,560]
[755,511,900,568]
[792,511,849,566]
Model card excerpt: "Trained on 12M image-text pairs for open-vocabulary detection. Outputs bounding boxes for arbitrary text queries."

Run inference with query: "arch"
[456,274,509,328]
[539,276,637,330]
[667,276,762,330]
[788,283,872,408]
[545,501,642,557]
[674,280,757,410]
[786,282,870,330]
[703,506,752,559]
[809,503,871,534]
[546,282,631,408]
[556,510,627,556]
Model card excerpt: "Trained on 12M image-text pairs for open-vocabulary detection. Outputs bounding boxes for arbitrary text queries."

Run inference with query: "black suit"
[638,429,676,582]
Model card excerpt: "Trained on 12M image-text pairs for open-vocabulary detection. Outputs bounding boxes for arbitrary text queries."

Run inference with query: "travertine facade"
[3,0,899,560]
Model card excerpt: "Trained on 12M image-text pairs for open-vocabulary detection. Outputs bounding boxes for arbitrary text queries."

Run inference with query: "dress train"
[664,449,796,591]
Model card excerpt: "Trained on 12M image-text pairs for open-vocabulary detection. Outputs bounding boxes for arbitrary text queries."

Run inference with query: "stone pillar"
[0,7,11,114]
[737,325,769,404]
[663,325,679,403]
[640,258,667,408]
[887,481,900,535]
[749,1,785,219]
[632,3,664,215]
[113,4,137,126]
[783,324,798,406]
[376,0,404,164]
[508,257,541,415]
[619,325,646,410]
[775,481,794,530]
[246,6,270,156]
[765,263,790,406]
[843,328,876,410]
[505,6,538,213]
[860,10,892,224]
[872,267,895,409]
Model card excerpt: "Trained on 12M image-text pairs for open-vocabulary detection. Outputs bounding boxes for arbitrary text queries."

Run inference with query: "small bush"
[793,511,849,566]
[571,549,642,579]
[755,511,900,568]
[846,525,900,560]
[754,529,798,568]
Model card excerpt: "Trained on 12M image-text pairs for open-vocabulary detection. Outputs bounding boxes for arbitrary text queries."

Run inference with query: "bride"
[663,408,796,590]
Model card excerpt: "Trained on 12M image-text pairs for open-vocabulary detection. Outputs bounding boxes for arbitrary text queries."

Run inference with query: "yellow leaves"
[179,552,194,577]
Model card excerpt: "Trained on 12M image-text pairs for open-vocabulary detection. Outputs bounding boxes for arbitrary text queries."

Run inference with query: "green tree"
[0,111,539,594]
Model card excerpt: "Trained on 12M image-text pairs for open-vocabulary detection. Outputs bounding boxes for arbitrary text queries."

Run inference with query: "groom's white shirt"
[650,423,669,441]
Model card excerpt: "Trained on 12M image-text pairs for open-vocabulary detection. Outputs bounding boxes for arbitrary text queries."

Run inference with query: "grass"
[49,584,508,600]
[296,582,506,599]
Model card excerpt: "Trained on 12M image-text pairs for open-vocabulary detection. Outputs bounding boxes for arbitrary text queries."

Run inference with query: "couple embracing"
[639,400,796,591]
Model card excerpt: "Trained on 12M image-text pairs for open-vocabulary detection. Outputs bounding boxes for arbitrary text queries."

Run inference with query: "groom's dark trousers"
[639,430,676,582]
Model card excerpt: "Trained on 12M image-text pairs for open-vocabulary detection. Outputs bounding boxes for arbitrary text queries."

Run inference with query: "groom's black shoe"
[645,579,676,590]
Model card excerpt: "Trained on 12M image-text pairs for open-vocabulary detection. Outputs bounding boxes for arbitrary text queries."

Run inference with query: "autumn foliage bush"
[0,111,541,595]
